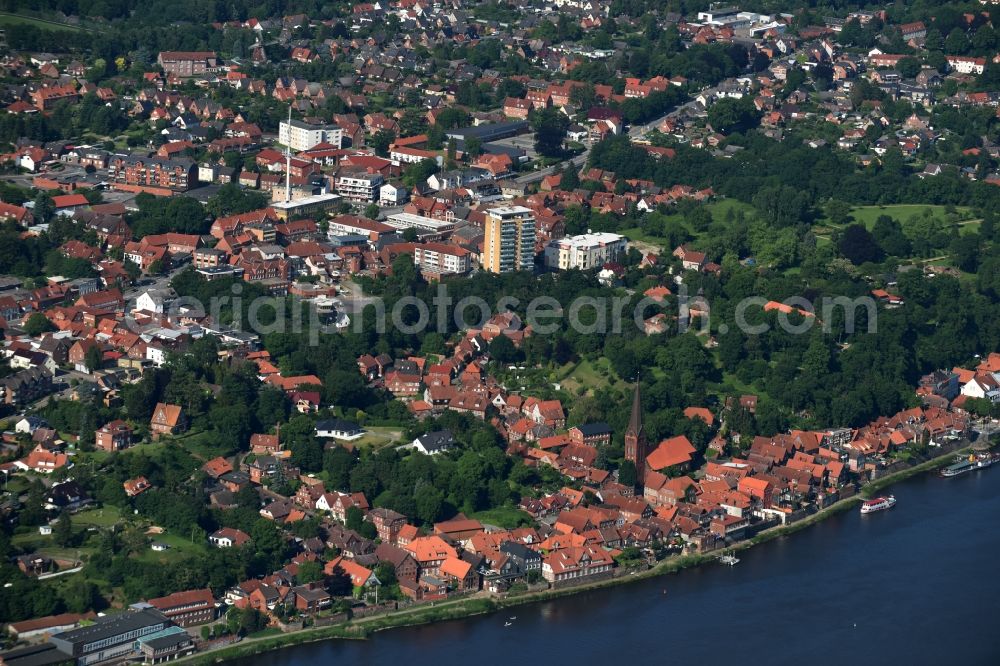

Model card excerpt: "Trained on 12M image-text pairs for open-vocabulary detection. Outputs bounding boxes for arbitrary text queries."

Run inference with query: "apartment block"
[483,206,536,273]
[544,232,627,270]
[279,118,344,151]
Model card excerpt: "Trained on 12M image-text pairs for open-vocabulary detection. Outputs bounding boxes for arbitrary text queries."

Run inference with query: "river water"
[233,469,1000,665]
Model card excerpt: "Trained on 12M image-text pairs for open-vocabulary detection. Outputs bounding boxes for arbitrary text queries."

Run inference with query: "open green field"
[558,357,626,396]
[705,198,756,220]
[73,505,123,528]
[135,530,210,563]
[11,506,123,554]
[170,430,231,460]
[470,506,533,528]
[354,425,404,449]
[10,527,94,560]
[620,225,669,247]
[840,204,974,230]
[0,13,85,32]
[622,198,757,249]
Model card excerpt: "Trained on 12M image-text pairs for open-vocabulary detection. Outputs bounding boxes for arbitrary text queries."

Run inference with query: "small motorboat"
[504,622,512,627]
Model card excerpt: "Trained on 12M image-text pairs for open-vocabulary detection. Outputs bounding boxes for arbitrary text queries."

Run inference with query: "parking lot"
[488,133,539,161]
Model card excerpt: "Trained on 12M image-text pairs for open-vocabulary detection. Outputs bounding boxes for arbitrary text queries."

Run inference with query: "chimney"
[285,104,292,203]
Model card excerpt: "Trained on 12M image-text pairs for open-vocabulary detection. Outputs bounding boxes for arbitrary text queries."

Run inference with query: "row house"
[157,51,218,77]
[237,253,292,285]
[385,371,423,398]
[107,156,198,193]
[541,546,614,584]
[32,84,79,110]
[317,491,370,522]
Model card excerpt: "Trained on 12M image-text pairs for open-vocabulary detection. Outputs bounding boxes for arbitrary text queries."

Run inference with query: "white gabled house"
[961,372,1000,403]
[407,430,456,455]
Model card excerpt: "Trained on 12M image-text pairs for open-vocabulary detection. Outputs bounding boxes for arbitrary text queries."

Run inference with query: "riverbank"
[184,445,976,665]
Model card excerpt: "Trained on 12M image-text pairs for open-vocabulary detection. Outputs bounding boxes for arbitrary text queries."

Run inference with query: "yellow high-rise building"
[482,206,536,273]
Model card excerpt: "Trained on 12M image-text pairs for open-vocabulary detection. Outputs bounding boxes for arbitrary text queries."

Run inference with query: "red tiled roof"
[645,435,696,471]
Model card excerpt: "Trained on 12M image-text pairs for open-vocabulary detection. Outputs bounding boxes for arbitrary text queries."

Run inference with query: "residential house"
[149,402,185,438]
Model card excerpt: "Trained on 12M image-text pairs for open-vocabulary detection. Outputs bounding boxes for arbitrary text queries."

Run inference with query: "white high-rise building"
[278,118,343,151]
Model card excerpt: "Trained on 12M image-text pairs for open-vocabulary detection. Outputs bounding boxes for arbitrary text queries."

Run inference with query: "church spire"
[624,381,648,486]
[626,381,643,439]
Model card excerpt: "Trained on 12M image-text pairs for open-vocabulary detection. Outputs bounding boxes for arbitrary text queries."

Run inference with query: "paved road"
[513,87,710,186]
[627,95,707,139]
[514,151,590,185]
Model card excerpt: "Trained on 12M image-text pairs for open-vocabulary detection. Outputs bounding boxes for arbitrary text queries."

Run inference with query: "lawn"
[9,528,93,561]
[353,425,404,450]
[74,439,178,469]
[959,220,982,236]
[3,475,30,495]
[558,357,626,397]
[620,225,672,248]
[705,198,756,220]
[12,508,122,553]
[471,506,534,528]
[716,373,767,401]
[622,198,757,250]
[0,13,86,32]
[134,530,210,564]
[73,505,123,528]
[171,429,233,460]
[839,204,973,231]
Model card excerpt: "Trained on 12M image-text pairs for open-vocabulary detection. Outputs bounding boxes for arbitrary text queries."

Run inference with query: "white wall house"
[315,419,365,440]
[961,373,1000,402]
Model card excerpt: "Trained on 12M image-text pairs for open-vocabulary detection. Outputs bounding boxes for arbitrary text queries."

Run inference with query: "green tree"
[489,334,519,364]
[358,521,378,540]
[206,182,268,218]
[950,234,981,273]
[925,28,944,51]
[323,446,355,490]
[945,28,969,55]
[825,199,853,226]
[872,215,911,257]
[896,56,923,78]
[326,566,353,597]
[560,167,580,191]
[371,129,396,157]
[464,137,482,160]
[414,482,444,524]
[33,192,55,224]
[24,312,55,337]
[238,608,267,635]
[53,512,74,547]
[707,97,760,135]
[618,460,637,487]
[297,560,324,584]
[838,224,884,265]
[84,345,103,372]
[531,108,570,157]
[62,578,101,613]
[375,561,398,586]
[345,505,365,531]
[288,437,323,472]
[402,159,440,188]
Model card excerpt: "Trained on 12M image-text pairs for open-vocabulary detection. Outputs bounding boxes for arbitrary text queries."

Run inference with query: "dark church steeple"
[624,382,648,486]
